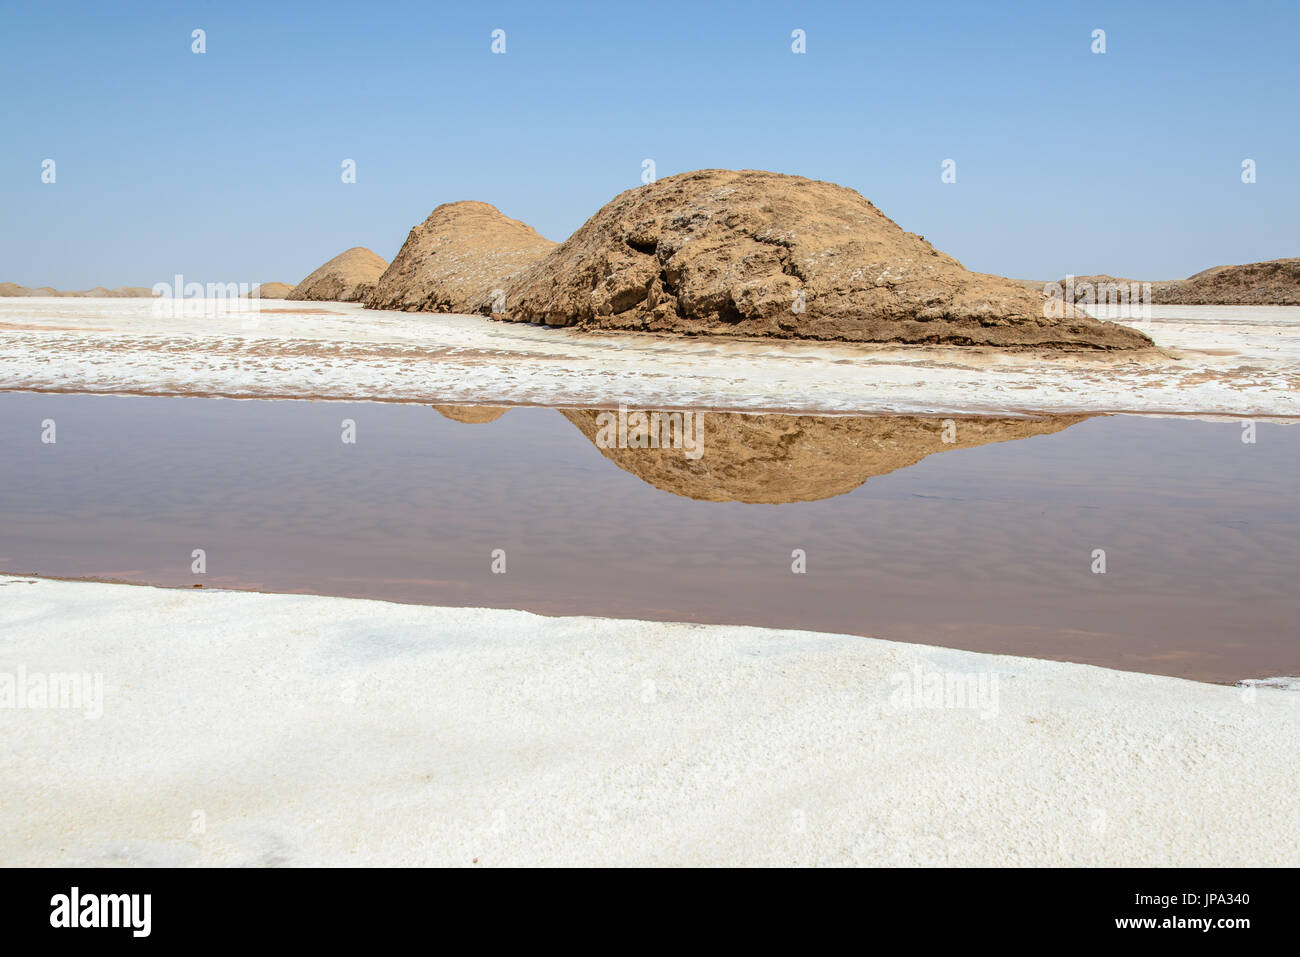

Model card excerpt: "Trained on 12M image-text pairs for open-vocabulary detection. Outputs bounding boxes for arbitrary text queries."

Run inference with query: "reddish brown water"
[1,392,1296,684]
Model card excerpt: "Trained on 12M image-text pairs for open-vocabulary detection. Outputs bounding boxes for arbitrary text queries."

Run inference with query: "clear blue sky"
[2,0,1296,288]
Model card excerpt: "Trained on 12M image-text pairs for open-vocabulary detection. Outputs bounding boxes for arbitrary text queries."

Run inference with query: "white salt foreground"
[2,299,1298,416]
[1,576,1296,867]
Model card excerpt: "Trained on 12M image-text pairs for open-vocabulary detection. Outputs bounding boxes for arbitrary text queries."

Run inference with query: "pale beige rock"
[502,170,1152,351]
[247,282,295,299]
[288,247,388,302]
[367,202,555,313]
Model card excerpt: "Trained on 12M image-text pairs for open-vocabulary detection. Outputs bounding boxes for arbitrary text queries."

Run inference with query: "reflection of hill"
[432,405,510,424]
[563,410,1091,504]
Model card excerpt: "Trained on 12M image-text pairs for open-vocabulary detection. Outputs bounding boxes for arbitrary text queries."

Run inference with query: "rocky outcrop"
[367,202,556,313]
[562,409,1090,504]
[500,169,1152,351]
[288,247,388,302]
[1156,259,1300,305]
[1021,258,1300,306]
[248,282,295,299]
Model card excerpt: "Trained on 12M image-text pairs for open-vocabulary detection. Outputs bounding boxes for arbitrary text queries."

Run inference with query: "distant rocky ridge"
[288,247,388,303]
[367,202,556,313]
[3,281,294,299]
[1164,259,1300,305]
[1020,258,1300,306]
[0,283,154,297]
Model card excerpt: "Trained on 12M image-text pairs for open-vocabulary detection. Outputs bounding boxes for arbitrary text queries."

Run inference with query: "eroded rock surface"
[502,170,1152,351]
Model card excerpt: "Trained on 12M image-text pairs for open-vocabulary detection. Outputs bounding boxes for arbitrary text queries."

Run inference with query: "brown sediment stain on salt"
[0,322,113,332]
[258,308,343,315]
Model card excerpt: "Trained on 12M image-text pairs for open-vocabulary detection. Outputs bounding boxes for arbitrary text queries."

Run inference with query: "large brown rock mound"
[563,409,1090,504]
[367,202,556,313]
[503,170,1151,351]
[288,247,387,302]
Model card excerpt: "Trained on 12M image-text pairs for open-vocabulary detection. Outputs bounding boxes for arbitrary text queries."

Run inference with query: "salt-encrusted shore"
[1,576,1295,867]
[1,299,1297,417]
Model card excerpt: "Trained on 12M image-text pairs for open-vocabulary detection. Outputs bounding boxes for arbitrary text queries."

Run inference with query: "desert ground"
[0,298,1296,417]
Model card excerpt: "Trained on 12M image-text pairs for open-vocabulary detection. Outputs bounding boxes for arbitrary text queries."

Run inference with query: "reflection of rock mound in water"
[563,409,1090,504]
[432,404,510,424]
[504,169,1152,352]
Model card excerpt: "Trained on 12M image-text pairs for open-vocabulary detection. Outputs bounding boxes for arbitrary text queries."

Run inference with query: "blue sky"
[2,0,1296,288]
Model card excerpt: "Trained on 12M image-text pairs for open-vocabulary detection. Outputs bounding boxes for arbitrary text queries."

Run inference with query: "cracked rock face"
[288,247,388,302]
[503,169,1153,351]
[367,202,556,313]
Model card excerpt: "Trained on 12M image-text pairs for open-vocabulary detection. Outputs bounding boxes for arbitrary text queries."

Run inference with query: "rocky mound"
[500,170,1151,351]
[1157,258,1300,305]
[432,404,510,424]
[288,247,387,302]
[1020,258,1300,306]
[563,409,1089,504]
[248,282,295,299]
[367,202,556,313]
